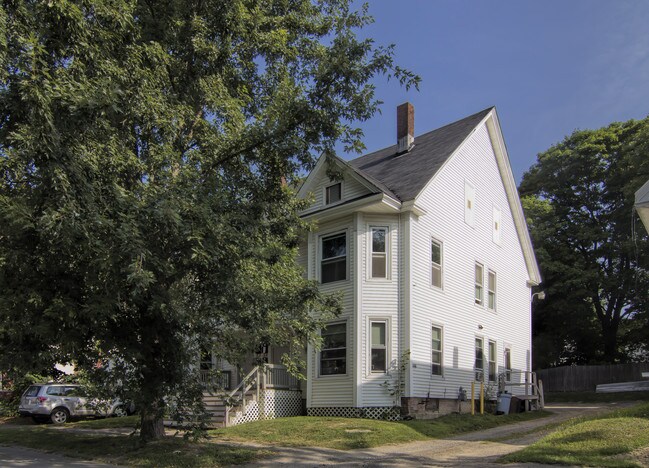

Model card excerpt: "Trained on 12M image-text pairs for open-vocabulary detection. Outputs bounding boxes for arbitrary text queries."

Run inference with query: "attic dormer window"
[325,182,342,205]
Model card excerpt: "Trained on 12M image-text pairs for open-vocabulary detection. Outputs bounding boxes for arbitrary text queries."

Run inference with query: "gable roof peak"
[348,106,494,201]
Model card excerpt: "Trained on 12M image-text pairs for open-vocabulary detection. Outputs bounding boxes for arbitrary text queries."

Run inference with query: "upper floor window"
[474,337,484,381]
[493,206,502,244]
[321,232,346,283]
[475,262,484,305]
[370,227,387,279]
[325,182,342,205]
[488,270,496,310]
[320,323,346,376]
[488,340,497,382]
[370,321,387,372]
[465,181,475,226]
[431,326,443,376]
[431,239,443,288]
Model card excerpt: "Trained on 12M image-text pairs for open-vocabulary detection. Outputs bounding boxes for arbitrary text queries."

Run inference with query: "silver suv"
[18,383,130,424]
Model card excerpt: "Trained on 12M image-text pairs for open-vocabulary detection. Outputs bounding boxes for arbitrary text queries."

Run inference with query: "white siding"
[408,123,532,399]
[305,216,356,407]
[358,215,401,407]
[306,172,372,211]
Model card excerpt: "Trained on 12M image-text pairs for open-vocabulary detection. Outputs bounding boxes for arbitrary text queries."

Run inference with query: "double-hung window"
[320,323,346,376]
[321,233,346,283]
[475,263,484,305]
[504,347,512,382]
[325,183,342,205]
[431,326,443,376]
[370,227,387,279]
[431,239,442,288]
[474,337,484,381]
[370,321,387,372]
[488,270,496,310]
[488,340,497,382]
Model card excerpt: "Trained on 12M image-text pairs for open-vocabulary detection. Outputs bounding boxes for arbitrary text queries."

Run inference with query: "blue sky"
[345,1,649,182]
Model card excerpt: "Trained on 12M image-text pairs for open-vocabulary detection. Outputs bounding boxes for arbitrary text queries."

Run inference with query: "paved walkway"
[235,402,630,467]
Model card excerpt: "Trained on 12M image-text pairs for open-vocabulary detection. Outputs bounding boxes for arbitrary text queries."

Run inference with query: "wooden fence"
[537,363,649,392]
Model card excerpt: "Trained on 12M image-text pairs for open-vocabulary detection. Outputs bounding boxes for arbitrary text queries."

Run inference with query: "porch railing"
[265,364,300,390]
[199,369,231,391]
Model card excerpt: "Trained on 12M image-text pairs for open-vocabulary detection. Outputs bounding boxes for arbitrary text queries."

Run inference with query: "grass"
[545,391,649,404]
[502,402,649,468]
[68,415,140,429]
[0,424,267,467]
[211,411,550,450]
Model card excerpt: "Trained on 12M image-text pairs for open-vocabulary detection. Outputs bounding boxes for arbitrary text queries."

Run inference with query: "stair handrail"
[224,366,259,426]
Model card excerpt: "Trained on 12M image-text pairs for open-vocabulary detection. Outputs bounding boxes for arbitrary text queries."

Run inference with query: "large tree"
[520,118,649,368]
[0,0,418,439]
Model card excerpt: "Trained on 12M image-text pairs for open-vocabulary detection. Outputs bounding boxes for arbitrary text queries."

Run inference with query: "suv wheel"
[50,408,70,424]
[113,405,127,417]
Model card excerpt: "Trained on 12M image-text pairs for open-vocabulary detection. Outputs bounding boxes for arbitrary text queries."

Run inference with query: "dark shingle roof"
[348,107,493,201]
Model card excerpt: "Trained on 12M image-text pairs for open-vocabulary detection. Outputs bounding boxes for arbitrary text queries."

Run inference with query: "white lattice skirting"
[230,389,303,427]
[307,406,401,421]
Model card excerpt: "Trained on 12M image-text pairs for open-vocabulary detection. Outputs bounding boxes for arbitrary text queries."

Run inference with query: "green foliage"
[0,0,418,440]
[520,118,649,366]
[0,372,50,416]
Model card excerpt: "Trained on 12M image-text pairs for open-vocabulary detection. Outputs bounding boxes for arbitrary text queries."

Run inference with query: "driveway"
[236,402,631,467]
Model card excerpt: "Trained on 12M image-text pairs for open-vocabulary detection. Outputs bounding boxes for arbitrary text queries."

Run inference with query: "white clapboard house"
[296,103,542,419]
[201,104,542,426]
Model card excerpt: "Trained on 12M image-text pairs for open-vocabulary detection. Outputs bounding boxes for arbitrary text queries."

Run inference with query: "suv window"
[46,386,65,396]
[64,386,83,397]
[24,386,41,397]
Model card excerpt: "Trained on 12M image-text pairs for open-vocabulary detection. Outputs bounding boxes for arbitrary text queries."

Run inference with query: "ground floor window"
[320,323,347,376]
[474,337,484,381]
[431,326,443,376]
[370,321,387,372]
[488,340,497,382]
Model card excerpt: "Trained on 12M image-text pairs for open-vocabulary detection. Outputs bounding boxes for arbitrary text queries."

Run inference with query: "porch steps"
[203,390,257,427]
[163,391,256,428]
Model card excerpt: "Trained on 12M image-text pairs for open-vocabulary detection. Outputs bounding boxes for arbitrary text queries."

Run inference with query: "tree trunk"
[602,323,619,363]
[140,400,166,441]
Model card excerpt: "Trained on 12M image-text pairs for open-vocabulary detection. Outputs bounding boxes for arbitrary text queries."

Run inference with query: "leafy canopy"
[520,117,649,367]
[0,0,418,438]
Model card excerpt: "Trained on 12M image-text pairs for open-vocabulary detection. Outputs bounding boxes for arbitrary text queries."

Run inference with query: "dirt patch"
[630,445,649,468]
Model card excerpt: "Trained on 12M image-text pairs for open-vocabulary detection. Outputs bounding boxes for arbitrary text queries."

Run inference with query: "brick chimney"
[397,102,414,153]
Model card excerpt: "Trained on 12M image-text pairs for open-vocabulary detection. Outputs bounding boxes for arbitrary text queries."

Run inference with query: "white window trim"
[431,323,444,378]
[487,269,497,311]
[318,229,348,284]
[367,317,391,375]
[474,262,484,306]
[323,180,344,207]
[368,226,390,281]
[318,320,349,378]
[431,237,443,290]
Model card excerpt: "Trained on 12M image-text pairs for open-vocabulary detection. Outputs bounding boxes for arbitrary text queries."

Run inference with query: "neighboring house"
[296,103,542,419]
[636,179,649,233]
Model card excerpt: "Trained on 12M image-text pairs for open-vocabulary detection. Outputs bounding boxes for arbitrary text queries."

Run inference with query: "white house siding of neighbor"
[636,179,649,233]
[297,103,542,419]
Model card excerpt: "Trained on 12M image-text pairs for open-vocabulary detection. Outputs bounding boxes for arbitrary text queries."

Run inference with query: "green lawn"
[502,402,649,468]
[211,411,550,450]
[68,415,140,429]
[0,425,267,467]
